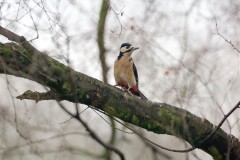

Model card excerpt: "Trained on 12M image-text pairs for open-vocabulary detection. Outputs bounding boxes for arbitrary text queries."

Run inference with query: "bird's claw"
[124,88,133,96]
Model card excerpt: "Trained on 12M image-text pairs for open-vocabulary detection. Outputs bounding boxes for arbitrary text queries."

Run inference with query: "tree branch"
[97,0,109,83]
[56,102,125,160]
[97,1,118,159]
[76,113,125,160]
[1,26,240,160]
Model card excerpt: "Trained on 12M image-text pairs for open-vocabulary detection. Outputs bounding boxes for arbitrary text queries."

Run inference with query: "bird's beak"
[132,47,139,51]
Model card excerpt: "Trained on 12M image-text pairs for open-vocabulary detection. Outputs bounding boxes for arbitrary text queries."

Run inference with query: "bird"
[114,43,147,100]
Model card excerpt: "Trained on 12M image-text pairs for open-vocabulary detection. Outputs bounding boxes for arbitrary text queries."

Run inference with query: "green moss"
[114,110,132,122]
[208,146,222,160]
[104,106,116,115]
[62,82,71,93]
[51,63,64,75]
[17,46,32,61]
[158,108,173,123]
[0,43,32,66]
[51,59,65,69]
[139,119,162,133]
[49,58,68,76]
[132,115,139,125]
[104,103,138,124]
[0,45,14,57]
[147,122,153,130]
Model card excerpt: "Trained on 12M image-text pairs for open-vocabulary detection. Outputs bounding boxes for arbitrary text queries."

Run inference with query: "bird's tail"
[129,87,148,100]
[139,90,148,100]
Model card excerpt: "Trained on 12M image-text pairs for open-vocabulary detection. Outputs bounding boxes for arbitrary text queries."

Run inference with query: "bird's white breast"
[114,56,137,88]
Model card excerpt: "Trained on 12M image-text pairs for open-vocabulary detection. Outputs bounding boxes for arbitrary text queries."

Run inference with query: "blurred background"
[0,0,240,159]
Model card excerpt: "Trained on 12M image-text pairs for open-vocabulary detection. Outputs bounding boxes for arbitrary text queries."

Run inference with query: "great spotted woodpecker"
[114,43,147,100]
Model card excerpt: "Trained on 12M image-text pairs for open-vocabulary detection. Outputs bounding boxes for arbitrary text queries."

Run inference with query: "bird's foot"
[123,89,133,100]
[124,88,133,96]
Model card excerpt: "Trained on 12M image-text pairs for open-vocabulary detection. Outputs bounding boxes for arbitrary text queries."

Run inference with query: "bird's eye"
[120,44,133,53]
[127,45,132,49]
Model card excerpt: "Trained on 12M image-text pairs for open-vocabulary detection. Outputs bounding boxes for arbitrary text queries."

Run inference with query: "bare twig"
[0,131,88,152]
[110,5,125,37]
[0,25,41,54]
[90,107,134,134]
[22,0,39,42]
[59,107,89,124]
[32,0,66,38]
[76,114,125,160]
[215,18,240,54]
[56,102,125,160]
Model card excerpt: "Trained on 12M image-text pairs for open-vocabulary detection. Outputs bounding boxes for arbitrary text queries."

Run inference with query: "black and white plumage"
[114,43,147,100]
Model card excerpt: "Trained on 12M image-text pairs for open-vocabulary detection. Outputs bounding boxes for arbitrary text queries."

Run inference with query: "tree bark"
[0,30,240,160]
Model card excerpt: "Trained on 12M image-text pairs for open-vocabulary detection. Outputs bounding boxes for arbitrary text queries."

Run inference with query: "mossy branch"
[0,27,240,160]
[16,90,62,102]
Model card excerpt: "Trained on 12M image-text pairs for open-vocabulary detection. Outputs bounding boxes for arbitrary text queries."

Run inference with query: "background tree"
[0,0,240,160]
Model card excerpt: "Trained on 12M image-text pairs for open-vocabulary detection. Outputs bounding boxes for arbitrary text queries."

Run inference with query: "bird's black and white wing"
[133,63,139,86]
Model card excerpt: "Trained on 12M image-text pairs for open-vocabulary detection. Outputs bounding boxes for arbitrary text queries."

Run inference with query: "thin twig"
[56,102,125,160]
[110,5,125,37]
[0,25,41,54]
[59,107,89,124]
[215,18,240,54]
[89,101,240,153]
[90,107,134,134]
[0,131,88,152]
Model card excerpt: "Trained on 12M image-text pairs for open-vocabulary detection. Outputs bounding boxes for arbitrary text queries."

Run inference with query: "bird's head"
[120,43,139,56]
